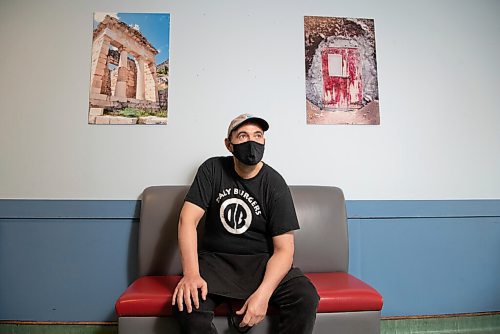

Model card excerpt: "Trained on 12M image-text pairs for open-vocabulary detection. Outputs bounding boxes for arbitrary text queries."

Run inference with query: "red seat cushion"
[115,273,383,317]
[305,273,383,313]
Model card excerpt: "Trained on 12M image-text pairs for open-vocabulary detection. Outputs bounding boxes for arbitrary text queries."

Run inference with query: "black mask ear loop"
[228,140,236,153]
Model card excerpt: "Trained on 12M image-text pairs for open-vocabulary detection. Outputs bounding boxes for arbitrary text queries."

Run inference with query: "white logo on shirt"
[220,198,252,234]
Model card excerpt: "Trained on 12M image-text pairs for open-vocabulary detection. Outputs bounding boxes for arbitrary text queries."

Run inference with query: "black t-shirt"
[185,156,303,299]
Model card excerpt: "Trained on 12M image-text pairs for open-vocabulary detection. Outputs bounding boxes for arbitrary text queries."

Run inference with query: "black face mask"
[231,141,265,166]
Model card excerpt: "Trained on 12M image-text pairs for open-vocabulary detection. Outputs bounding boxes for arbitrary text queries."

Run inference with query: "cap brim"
[235,117,269,133]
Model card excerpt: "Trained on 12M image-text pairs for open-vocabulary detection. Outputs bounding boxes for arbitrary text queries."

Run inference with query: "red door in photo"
[321,47,363,111]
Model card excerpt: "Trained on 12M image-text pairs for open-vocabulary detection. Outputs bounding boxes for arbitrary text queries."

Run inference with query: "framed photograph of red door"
[305,16,380,125]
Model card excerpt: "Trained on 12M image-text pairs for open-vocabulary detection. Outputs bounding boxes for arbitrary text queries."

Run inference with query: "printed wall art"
[89,13,170,125]
[304,16,380,125]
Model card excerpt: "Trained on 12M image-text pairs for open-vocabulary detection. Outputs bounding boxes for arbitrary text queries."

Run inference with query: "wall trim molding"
[346,200,500,219]
[1,312,499,334]
[1,199,499,220]
[0,200,141,219]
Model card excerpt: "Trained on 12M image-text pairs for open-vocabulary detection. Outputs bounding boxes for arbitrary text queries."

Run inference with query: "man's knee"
[173,303,216,333]
[295,278,320,312]
[274,277,319,333]
[279,276,319,313]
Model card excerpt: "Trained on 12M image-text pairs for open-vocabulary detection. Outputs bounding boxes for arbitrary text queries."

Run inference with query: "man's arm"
[236,231,295,328]
[172,201,207,313]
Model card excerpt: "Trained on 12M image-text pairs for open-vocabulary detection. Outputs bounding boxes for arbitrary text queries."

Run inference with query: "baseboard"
[0,321,117,334]
[381,312,500,334]
[1,312,499,334]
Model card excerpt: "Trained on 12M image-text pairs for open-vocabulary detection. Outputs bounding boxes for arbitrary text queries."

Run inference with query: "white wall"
[1,0,499,200]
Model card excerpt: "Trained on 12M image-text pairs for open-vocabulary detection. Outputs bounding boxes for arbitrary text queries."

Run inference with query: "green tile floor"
[381,314,500,333]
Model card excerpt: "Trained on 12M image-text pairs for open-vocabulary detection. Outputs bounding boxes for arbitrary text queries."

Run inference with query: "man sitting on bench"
[172,113,319,333]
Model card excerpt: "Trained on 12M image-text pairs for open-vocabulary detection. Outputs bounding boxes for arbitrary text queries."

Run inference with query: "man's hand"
[174,202,206,313]
[235,290,270,328]
[172,274,208,313]
[235,232,295,328]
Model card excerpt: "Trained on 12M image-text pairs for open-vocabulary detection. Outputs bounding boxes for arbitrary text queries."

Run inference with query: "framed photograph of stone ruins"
[304,16,380,125]
[89,13,170,125]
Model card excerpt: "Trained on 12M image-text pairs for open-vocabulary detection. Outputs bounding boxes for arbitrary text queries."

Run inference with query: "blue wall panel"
[0,199,499,320]
[0,218,138,321]
[349,217,500,316]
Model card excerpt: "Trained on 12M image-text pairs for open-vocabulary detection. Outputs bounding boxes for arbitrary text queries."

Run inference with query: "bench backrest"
[138,185,348,276]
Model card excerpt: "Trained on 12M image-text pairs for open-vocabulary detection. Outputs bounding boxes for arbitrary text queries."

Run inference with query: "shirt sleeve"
[185,159,214,211]
[268,185,300,237]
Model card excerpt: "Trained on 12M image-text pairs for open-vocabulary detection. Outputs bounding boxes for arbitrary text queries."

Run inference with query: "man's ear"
[224,138,232,152]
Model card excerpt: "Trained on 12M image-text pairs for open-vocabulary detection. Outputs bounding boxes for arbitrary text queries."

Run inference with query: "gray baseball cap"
[227,113,269,138]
